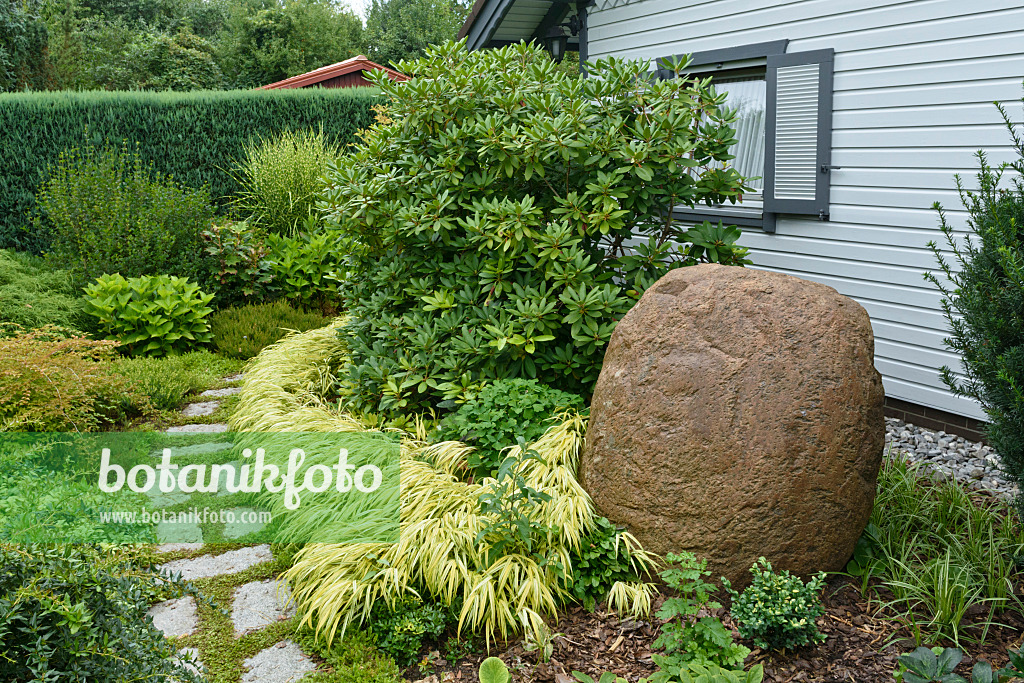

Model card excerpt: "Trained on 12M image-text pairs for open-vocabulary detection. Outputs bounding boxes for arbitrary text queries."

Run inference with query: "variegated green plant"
[230,323,657,647]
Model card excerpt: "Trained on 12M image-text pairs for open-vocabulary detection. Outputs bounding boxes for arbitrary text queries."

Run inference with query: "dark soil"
[405,576,1024,683]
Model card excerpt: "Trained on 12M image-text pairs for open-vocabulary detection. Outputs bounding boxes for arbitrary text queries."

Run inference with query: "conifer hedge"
[0,87,378,252]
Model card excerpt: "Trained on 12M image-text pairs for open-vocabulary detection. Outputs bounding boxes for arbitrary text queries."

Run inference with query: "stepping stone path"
[153,543,319,681]
[149,597,198,638]
[160,545,275,580]
[165,373,243,434]
[232,579,295,635]
[152,374,318,681]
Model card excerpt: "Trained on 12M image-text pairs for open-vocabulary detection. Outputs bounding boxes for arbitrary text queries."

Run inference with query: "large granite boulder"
[580,264,884,586]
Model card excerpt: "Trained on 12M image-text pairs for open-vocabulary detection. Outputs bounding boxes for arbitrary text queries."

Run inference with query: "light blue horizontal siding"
[588,0,1024,420]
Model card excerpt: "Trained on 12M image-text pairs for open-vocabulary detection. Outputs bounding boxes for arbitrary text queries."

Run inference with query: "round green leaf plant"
[323,40,753,414]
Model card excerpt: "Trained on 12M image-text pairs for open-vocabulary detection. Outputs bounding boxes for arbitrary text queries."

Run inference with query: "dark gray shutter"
[763,49,835,219]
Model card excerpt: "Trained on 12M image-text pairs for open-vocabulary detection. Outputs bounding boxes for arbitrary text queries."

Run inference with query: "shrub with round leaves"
[83,273,214,357]
[322,40,753,415]
[723,557,827,652]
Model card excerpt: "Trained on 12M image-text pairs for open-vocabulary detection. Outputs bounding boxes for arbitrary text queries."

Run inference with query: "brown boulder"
[580,264,884,586]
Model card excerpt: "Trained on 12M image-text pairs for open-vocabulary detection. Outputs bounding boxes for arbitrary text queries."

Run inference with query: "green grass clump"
[850,457,1024,646]
[210,301,328,360]
[0,249,85,331]
[234,127,340,235]
[112,352,243,411]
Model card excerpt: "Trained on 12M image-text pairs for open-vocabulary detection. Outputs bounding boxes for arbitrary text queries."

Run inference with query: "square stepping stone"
[159,544,273,580]
[167,424,229,433]
[223,507,269,539]
[157,542,205,554]
[147,597,197,637]
[156,522,203,544]
[201,387,241,397]
[231,578,295,636]
[182,401,220,417]
[242,641,314,683]
[223,373,245,384]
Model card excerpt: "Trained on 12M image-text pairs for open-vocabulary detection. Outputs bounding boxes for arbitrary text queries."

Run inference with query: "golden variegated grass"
[230,324,658,647]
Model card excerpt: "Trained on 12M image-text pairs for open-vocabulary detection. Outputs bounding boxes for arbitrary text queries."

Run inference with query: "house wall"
[311,72,374,88]
[587,0,1024,421]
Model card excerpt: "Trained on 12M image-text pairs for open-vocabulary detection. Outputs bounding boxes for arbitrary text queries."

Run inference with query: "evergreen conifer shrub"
[0,87,378,251]
[927,91,1024,511]
[324,40,753,415]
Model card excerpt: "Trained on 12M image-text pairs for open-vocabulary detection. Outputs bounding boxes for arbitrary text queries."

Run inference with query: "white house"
[459,0,1024,438]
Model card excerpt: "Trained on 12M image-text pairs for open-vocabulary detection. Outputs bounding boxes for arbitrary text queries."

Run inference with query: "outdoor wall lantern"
[544,13,581,63]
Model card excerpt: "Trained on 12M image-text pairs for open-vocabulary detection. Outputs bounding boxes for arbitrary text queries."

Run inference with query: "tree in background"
[217,0,364,88]
[363,0,466,66]
[126,24,224,90]
[0,0,53,91]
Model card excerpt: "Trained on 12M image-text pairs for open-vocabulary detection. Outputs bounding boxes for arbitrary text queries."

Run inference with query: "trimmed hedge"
[0,87,379,252]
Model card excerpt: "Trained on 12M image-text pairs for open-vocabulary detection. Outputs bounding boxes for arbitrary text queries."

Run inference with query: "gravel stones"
[159,544,274,580]
[241,641,315,683]
[231,579,295,636]
[147,597,197,637]
[885,417,1018,500]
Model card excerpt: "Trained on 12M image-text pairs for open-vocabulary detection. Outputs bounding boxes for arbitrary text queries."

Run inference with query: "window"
[710,74,767,197]
[657,41,835,233]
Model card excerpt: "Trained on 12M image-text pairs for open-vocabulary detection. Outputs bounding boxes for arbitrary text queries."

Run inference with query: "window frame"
[657,40,790,233]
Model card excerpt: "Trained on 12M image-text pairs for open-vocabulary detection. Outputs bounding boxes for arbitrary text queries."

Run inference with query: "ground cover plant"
[0,326,146,432]
[34,141,213,285]
[111,351,242,411]
[0,249,84,332]
[847,458,1024,646]
[926,91,1024,513]
[0,544,205,682]
[210,301,328,360]
[433,378,586,478]
[323,40,752,415]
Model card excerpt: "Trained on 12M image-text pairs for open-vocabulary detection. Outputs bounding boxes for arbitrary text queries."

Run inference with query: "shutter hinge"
[820,164,841,173]
[818,210,830,221]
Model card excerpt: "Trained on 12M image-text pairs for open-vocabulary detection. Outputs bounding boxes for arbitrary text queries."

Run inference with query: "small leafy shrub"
[210,301,329,360]
[475,441,554,563]
[926,91,1024,511]
[567,516,650,611]
[235,126,341,235]
[0,250,85,331]
[433,378,585,478]
[83,273,215,357]
[574,662,764,683]
[849,458,1024,645]
[34,141,213,285]
[369,596,451,667]
[111,351,243,411]
[0,327,145,431]
[266,229,345,314]
[324,41,752,415]
[200,218,273,308]
[722,557,826,651]
[652,552,750,672]
[0,544,205,682]
[896,646,1024,683]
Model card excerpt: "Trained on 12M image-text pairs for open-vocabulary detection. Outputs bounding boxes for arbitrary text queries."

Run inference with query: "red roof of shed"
[261,55,409,89]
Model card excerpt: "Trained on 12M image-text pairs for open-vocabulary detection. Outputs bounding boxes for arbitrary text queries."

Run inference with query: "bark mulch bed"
[404,577,1024,683]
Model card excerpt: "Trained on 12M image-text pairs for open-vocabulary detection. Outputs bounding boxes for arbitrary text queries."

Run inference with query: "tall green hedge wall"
[0,87,379,252]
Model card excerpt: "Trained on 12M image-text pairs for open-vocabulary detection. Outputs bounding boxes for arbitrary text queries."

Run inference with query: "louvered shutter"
[763,49,835,219]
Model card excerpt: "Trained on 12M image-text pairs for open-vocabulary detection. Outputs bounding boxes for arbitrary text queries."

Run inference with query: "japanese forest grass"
[229,322,658,646]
